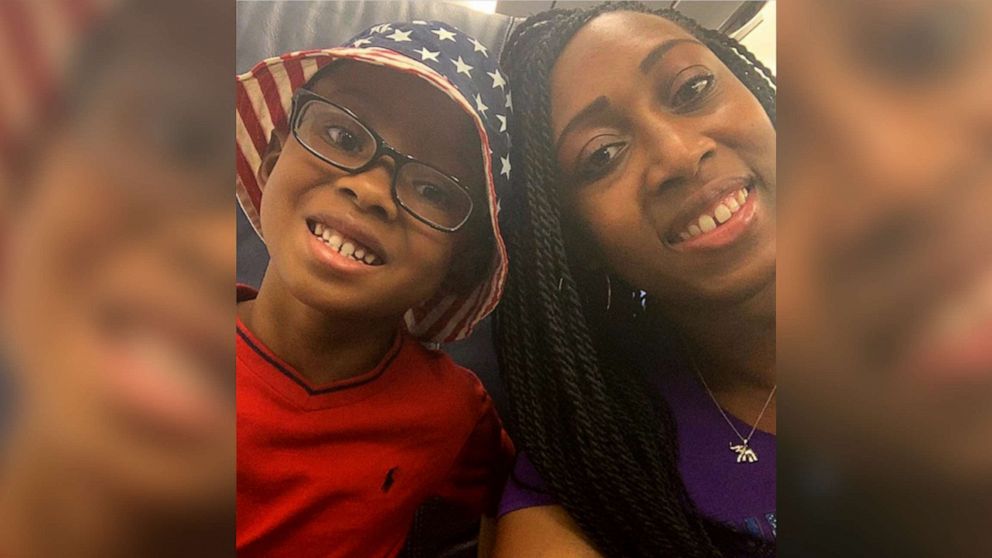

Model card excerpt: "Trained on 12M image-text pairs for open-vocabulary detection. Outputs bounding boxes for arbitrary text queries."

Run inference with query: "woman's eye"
[578,141,628,179]
[324,126,363,152]
[671,72,715,108]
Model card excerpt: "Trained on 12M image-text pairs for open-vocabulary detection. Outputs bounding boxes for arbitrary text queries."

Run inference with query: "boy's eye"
[412,181,453,209]
[576,138,628,181]
[323,125,365,152]
[669,68,716,109]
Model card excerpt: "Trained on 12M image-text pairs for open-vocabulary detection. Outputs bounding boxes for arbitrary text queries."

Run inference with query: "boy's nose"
[333,162,398,222]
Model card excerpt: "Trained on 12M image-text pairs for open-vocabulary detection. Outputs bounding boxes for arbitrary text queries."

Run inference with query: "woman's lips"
[668,179,759,251]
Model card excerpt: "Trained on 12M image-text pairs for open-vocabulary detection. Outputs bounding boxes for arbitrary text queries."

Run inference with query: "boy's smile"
[257,60,485,323]
[307,218,386,267]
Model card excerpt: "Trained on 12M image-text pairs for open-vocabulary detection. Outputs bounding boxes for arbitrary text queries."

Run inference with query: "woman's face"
[550,11,776,310]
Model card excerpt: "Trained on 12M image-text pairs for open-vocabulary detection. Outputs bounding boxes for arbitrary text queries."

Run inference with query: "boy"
[235,21,514,557]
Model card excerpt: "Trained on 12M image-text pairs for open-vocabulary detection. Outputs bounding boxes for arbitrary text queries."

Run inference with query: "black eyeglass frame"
[289,88,475,233]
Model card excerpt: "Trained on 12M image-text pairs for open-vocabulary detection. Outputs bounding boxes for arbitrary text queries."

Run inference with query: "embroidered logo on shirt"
[381,467,399,492]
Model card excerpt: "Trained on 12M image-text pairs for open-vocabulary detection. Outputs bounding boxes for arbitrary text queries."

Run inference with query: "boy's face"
[258,60,485,321]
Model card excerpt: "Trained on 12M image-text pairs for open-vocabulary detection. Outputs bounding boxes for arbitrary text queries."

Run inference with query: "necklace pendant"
[730,442,758,463]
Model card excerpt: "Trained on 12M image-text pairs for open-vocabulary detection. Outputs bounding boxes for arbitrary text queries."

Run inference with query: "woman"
[492,3,776,557]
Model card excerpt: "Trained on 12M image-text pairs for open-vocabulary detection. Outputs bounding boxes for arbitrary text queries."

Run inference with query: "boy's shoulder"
[397,335,493,415]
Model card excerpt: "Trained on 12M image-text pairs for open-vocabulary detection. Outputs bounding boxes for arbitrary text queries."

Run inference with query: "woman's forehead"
[557,11,697,67]
[549,12,705,132]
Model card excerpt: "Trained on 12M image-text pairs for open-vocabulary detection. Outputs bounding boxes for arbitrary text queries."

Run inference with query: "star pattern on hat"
[474,94,488,116]
[488,69,506,90]
[385,29,412,42]
[505,91,513,111]
[500,155,511,179]
[415,47,439,62]
[469,37,489,57]
[431,27,457,42]
[452,56,473,77]
[370,23,392,34]
[352,38,372,48]
[496,114,506,133]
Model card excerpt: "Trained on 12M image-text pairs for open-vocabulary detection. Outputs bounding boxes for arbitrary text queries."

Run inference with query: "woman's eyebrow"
[639,38,703,74]
[555,95,610,155]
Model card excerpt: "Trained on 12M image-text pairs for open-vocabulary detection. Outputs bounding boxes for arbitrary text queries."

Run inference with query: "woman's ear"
[257,128,288,187]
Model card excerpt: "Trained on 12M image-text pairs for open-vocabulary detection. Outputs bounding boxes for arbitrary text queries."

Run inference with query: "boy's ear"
[257,128,289,187]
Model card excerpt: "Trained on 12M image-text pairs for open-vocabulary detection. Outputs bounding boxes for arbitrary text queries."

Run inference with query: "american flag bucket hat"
[236,21,512,344]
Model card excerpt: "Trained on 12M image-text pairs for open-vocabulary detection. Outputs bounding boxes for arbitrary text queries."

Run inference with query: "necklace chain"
[688,351,776,447]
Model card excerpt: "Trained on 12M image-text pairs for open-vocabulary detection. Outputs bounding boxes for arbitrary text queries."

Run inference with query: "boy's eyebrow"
[555,96,610,156]
[639,38,703,74]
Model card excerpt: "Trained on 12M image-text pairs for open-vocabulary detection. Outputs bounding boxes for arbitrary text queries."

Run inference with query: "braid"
[496,2,775,557]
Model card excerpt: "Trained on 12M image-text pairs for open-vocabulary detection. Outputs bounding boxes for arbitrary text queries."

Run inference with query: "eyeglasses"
[289,89,475,233]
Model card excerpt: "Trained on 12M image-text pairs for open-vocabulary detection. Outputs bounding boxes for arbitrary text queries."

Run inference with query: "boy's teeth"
[309,224,382,265]
[677,187,751,242]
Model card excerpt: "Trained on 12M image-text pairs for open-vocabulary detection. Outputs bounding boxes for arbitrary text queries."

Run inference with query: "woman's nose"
[643,119,717,191]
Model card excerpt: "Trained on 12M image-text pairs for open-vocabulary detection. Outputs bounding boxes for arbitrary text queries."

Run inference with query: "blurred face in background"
[0,1,234,556]
[780,0,992,516]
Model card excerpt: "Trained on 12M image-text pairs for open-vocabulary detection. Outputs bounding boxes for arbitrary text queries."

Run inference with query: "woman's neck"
[673,280,777,432]
[679,280,776,389]
[240,272,400,386]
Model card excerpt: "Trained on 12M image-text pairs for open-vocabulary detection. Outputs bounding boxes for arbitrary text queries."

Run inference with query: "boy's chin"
[291,283,418,325]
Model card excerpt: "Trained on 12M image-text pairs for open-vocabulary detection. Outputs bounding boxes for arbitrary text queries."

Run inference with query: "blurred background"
[0,0,235,556]
[778,0,992,556]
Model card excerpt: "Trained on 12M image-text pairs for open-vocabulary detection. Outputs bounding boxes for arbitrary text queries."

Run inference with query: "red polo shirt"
[236,287,514,557]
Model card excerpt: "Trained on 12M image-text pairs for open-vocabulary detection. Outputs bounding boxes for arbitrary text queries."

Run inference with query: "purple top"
[498,367,776,541]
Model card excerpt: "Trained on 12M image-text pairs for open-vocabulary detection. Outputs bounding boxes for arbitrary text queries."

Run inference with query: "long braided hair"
[494,2,776,556]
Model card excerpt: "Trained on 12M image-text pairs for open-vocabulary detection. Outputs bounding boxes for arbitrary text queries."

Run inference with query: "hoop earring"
[604,273,612,312]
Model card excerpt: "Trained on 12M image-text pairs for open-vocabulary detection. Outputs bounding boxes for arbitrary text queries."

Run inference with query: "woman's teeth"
[312,222,381,265]
[677,188,750,242]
